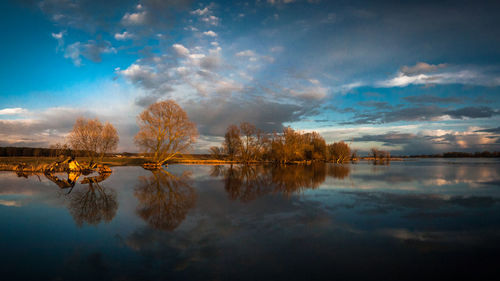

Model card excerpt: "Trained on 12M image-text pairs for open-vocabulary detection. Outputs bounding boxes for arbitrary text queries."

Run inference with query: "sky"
[1,0,500,155]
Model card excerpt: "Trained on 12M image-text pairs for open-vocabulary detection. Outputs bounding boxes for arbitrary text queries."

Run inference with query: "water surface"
[1,159,500,280]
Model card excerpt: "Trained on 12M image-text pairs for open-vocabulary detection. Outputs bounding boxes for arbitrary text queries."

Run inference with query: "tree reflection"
[212,163,350,201]
[67,173,118,227]
[135,169,196,231]
[327,164,351,179]
[224,165,273,202]
[45,171,82,191]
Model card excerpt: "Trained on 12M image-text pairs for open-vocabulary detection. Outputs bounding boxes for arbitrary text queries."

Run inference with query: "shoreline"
[1,155,494,172]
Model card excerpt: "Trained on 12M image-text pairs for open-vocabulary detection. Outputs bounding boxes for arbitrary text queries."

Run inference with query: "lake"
[1,159,500,280]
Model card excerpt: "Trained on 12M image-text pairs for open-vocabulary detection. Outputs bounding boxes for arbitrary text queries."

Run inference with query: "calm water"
[1,159,500,280]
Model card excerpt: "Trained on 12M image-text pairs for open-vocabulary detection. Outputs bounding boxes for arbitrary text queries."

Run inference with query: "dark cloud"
[444,106,500,119]
[342,106,499,125]
[475,127,500,133]
[403,94,462,104]
[400,62,446,76]
[352,132,417,146]
[351,130,500,155]
[357,101,392,109]
[184,97,316,135]
[37,0,191,34]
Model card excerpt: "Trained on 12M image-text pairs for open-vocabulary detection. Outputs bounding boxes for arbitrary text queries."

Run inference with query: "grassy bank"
[0,155,407,171]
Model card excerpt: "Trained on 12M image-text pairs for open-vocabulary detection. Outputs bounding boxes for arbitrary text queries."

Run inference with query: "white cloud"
[191,7,210,16]
[172,44,190,57]
[377,63,500,88]
[0,108,28,115]
[202,15,219,26]
[121,10,147,25]
[191,5,219,26]
[376,70,495,87]
[203,30,218,37]
[51,32,63,39]
[114,31,133,40]
[64,42,82,66]
[236,50,256,57]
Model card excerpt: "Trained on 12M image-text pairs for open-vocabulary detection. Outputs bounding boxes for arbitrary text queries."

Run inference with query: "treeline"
[0,145,69,157]
[0,144,117,158]
[407,151,500,158]
[211,122,356,163]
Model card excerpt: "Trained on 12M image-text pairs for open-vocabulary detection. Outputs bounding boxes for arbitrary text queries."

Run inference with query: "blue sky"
[1,0,500,154]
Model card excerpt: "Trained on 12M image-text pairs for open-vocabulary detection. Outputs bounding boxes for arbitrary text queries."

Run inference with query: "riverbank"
[0,155,410,171]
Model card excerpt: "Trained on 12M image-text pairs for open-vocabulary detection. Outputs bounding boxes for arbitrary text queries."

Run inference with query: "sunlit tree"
[135,100,198,165]
[68,117,119,162]
[328,141,351,163]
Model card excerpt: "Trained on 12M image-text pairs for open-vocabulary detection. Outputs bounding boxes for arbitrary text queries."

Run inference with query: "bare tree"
[99,122,119,160]
[135,100,198,165]
[223,124,242,161]
[209,146,225,160]
[68,117,119,162]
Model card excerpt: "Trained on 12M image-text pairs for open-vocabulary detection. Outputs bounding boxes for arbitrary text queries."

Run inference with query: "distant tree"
[135,100,198,165]
[239,122,268,162]
[33,148,41,157]
[209,146,225,160]
[223,125,242,161]
[328,141,351,163]
[6,147,16,157]
[351,150,358,161]
[68,117,119,162]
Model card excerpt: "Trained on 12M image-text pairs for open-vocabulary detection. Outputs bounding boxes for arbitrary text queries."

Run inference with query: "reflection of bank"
[135,169,196,231]
[45,171,117,227]
[212,163,351,202]
[44,172,82,192]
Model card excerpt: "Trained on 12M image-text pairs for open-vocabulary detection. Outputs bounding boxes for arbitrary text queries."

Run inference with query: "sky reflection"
[0,160,499,280]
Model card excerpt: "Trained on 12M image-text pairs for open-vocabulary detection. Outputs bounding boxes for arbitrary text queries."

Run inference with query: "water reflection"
[45,172,81,191]
[2,161,500,281]
[135,169,196,231]
[212,163,350,201]
[67,173,117,227]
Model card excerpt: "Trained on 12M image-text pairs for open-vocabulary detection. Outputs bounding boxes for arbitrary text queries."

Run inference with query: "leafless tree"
[223,124,242,161]
[135,100,198,165]
[68,117,119,162]
[99,123,119,160]
[209,146,225,160]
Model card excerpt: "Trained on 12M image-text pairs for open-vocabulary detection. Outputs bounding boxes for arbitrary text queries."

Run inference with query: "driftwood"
[12,156,112,174]
[142,162,165,170]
